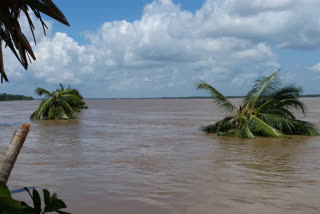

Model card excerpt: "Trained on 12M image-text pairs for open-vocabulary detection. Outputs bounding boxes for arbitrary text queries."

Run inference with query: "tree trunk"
[0,124,31,184]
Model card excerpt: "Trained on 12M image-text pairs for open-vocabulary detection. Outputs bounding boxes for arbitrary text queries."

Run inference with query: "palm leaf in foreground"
[0,0,69,83]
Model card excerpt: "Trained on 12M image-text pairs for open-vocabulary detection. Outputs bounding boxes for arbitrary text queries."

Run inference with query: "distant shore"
[0,93,33,101]
[14,95,320,101]
[82,95,320,100]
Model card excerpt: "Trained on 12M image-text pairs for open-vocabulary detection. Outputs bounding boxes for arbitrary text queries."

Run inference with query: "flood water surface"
[1,99,320,213]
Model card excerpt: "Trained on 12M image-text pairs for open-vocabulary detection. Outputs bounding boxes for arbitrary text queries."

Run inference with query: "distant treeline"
[0,93,33,101]
[86,95,320,100]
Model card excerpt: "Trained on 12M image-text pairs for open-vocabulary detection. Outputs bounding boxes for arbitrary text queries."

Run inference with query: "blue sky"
[2,0,320,98]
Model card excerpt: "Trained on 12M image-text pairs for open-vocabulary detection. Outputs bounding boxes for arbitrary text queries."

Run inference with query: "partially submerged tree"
[31,85,87,120]
[197,70,319,138]
[30,87,78,120]
[0,0,69,83]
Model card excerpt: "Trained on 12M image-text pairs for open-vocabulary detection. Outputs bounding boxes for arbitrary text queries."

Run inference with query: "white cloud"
[30,32,85,83]
[310,63,320,72]
[3,0,320,97]
[195,0,320,49]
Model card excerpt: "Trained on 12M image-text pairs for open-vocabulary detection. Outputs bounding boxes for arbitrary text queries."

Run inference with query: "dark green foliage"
[22,187,70,214]
[0,183,23,214]
[57,84,88,110]
[198,70,319,138]
[0,183,70,214]
[0,0,69,83]
[0,93,33,101]
[30,84,87,120]
[30,88,77,120]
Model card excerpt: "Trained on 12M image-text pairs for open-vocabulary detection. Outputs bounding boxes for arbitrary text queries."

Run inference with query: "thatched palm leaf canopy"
[0,0,69,83]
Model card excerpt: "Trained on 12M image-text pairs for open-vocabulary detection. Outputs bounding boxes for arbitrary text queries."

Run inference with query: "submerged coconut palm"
[197,70,319,138]
[30,87,79,120]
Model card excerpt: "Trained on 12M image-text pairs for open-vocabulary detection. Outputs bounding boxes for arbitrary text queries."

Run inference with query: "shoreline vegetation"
[0,93,33,101]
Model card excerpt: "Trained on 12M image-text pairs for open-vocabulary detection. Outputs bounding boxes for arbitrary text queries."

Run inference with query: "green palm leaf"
[232,116,255,139]
[35,88,53,97]
[30,98,53,120]
[240,122,255,139]
[47,105,56,119]
[245,69,280,109]
[202,117,233,133]
[57,99,77,119]
[199,70,318,138]
[260,113,318,136]
[197,82,236,113]
[249,115,284,137]
[256,85,304,114]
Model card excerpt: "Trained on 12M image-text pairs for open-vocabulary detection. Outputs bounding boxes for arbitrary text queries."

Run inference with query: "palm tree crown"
[30,87,79,120]
[197,70,319,138]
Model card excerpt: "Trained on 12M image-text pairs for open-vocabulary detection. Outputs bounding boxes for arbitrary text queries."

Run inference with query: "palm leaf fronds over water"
[198,70,319,138]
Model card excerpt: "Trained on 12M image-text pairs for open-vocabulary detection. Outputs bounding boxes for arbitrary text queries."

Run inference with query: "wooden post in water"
[0,124,31,184]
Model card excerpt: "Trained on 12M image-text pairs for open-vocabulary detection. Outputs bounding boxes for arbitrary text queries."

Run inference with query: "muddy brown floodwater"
[1,98,320,214]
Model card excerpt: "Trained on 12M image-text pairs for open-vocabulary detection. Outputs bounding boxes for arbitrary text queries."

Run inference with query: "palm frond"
[58,83,64,91]
[57,99,77,119]
[30,98,52,120]
[260,113,319,136]
[197,82,236,113]
[256,85,304,114]
[0,0,69,82]
[218,128,239,137]
[240,123,255,139]
[201,117,234,133]
[249,115,284,137]
[47,105,56,119]
[35,88,53,97]
[232,115,255,139]
[60,93,79,100]
[30,109,40,120]
[70,89,83,99]
[245,69,280,109]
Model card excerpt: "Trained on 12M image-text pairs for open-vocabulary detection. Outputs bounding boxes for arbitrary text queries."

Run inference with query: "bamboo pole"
[0,124,31,184]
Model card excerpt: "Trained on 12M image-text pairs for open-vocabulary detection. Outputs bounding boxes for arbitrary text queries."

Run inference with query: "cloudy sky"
[2,0,320,98]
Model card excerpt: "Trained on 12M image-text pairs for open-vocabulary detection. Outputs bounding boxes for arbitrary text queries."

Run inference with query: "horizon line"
[80,94,320,100]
